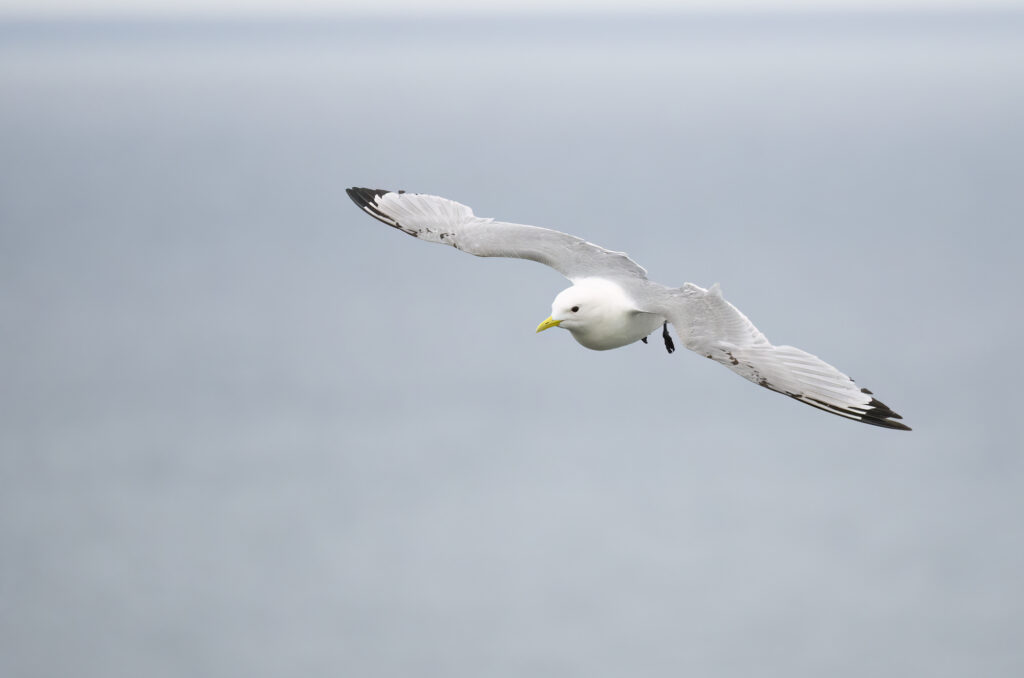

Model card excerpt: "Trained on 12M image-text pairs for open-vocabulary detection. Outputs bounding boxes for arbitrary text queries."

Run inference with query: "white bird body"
[346,187,910,430]
[549,278,665,351]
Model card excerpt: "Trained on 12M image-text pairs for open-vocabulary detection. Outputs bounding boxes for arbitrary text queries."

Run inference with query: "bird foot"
[662,322,675,354]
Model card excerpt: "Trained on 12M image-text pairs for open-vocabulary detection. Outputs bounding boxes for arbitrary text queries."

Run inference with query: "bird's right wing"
[346,187,648,282]
[657,282,910,430]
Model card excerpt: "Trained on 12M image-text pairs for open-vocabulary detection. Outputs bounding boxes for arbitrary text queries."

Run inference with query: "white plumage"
[347,187,909,430]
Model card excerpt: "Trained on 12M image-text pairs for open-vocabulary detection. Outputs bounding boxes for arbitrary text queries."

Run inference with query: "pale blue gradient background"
[2,11,1023,677]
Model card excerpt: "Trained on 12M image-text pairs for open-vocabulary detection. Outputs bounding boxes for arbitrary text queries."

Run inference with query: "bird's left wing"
[346,188,648,281]
[655,282,910,430]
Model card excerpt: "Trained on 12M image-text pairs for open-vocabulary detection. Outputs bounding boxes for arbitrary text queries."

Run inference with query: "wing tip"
[794,393,911,431]
[345,186,384,208]
[859,397,912,431]
[345,187,412,233]
[757,369,911,431]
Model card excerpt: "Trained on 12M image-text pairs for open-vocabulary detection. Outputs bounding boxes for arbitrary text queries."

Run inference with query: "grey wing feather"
[346,188,647,281]
[651,282,910,430]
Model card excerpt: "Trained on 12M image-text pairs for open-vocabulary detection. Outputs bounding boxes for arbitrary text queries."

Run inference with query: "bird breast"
[569,310,664,351]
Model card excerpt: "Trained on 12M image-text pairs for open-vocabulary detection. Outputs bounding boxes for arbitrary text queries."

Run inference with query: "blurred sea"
[1,11,1023,677]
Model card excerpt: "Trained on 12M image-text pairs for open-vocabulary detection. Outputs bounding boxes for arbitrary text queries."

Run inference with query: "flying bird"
[346,187,909,430]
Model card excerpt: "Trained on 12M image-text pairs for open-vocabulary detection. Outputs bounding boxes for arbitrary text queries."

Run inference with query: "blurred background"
[2,1,1023,676]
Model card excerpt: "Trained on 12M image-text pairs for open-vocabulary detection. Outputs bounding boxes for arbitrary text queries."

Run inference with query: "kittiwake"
[346,187,910,430]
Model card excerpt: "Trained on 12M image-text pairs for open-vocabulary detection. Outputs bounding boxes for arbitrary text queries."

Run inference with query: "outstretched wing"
[659,283,910,430]
[346,188,647,282]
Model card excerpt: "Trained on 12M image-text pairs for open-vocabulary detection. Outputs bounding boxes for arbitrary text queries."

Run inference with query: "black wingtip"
[785,391,912,431]
[860,398,912,431]
[345,187,411,233]
[345,187,390,210]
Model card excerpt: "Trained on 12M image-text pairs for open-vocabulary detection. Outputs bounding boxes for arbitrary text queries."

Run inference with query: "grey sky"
[2,10,1022,678]
[3,0,1023,17]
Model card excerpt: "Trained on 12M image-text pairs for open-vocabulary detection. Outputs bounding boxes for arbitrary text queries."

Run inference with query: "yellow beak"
[535,316,562,333]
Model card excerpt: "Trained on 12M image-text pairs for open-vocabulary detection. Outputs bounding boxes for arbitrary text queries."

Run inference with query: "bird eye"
[571,306,579,312]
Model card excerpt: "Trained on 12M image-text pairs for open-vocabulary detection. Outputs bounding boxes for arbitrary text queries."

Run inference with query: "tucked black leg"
[641,337,648,344]
[662,322,675,354]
